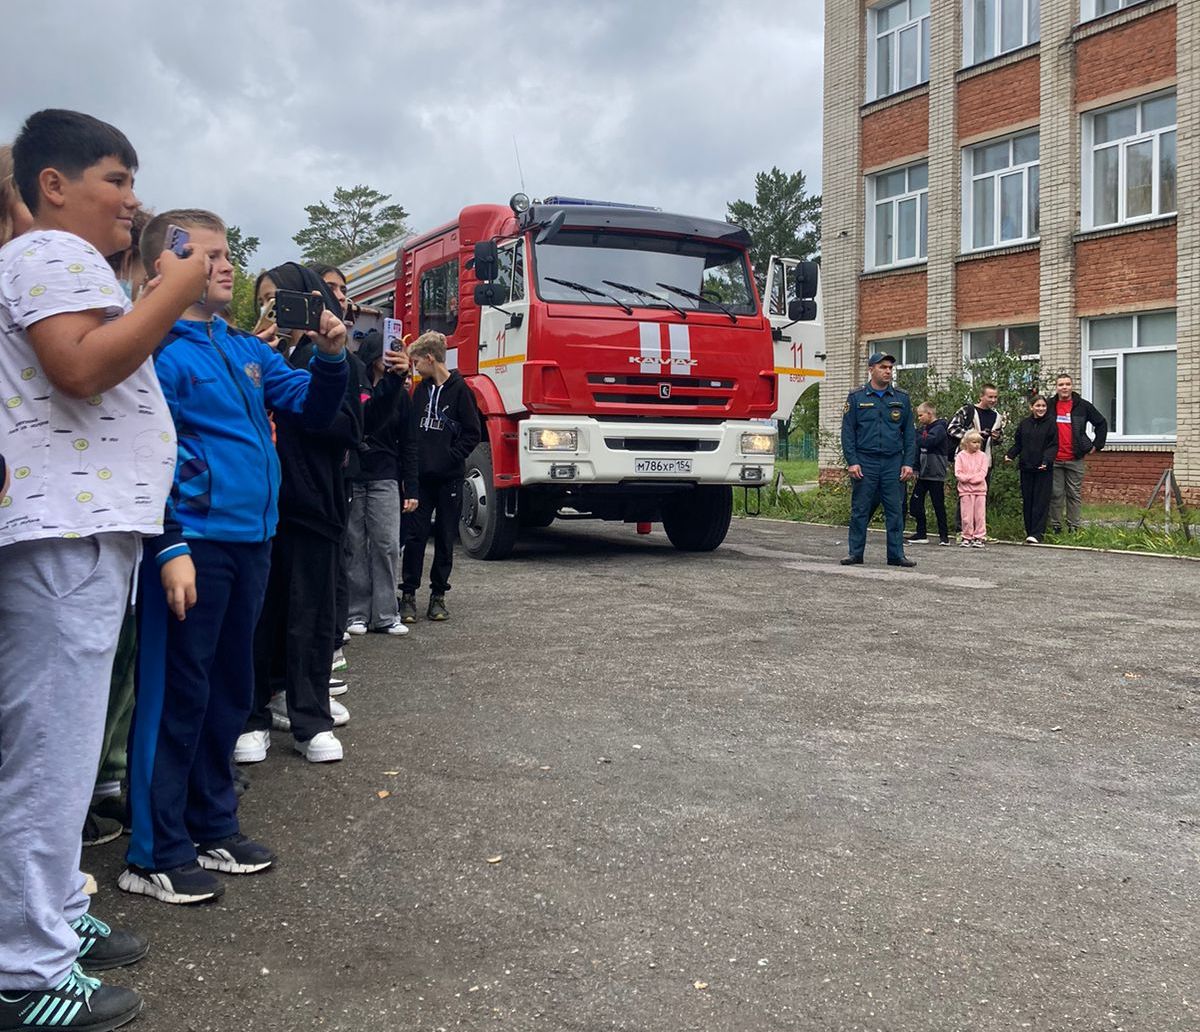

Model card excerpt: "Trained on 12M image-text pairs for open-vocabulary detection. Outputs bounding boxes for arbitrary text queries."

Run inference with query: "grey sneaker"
[399,593,417,624]
[427,595,449,621]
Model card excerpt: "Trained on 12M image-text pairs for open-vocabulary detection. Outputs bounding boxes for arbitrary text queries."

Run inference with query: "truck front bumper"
[517,416,776,486]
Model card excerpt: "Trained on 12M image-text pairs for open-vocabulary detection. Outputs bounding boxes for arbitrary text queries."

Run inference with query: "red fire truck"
[344,195,823,559]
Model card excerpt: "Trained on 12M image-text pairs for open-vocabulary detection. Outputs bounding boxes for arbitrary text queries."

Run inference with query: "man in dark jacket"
[399,331,482,621]
[1048,374,1108,533]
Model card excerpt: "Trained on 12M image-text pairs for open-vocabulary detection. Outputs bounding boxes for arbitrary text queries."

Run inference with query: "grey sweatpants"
[345,480,402,630]
[0,533,138,988]
[1050,457,1086,531]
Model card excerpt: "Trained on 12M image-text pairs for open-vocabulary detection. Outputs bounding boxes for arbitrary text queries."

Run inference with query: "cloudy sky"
[2,0,824,270]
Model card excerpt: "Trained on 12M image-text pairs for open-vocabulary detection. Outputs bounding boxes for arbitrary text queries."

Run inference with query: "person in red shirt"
[1048,374,1108,533]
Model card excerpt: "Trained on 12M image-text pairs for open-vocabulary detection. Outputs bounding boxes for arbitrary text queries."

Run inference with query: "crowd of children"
[0,109,478,1030]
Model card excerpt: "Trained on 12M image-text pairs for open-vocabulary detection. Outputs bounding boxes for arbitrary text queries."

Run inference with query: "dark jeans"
[401,475,462,594]
[908,479,948,541]
[249,525,338,743]
[1020,468,1054,540]
[128,540,271,871]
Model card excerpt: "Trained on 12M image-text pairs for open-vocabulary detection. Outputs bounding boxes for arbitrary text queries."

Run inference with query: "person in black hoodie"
[1005,394,1060,543]
[399,331,481,622]
[239,263,362,764]
[344,329,418,635]
[906,401,950,545]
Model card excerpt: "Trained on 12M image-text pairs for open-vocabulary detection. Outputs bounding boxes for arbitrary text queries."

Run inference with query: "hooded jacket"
[352,330,418,495]
[915,418,949,481]
[151,316,348,565]
[1006,411,1059,471]
[1052,391,1108,459]
[411,370,482,478]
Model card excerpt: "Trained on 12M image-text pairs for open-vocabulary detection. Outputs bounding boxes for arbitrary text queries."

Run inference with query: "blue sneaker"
[70,914,147,972]
[0,963,140,1031]
[117,861,223,905]
[195,834,275,875]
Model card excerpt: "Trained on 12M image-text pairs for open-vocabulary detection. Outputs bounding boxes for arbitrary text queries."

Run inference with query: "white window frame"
[962,325,1041,363]
[963,0,1040,66]
[867,0,931,101]
[1081,0,1146,20]
[962,131,1040,252]
[1083,311,1176,442]
[872,335,929,371]
[865,162,929,271]
[1081,92,1177,230]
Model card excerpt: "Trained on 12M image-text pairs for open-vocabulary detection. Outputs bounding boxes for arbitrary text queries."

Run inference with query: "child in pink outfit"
[955,430,989,548]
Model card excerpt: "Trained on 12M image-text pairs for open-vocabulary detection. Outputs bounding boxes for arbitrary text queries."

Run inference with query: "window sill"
[955,241,1040,264]
[957,43,1040,82]
[1075,214,1176,243]
[860,261,928,281]
[1074,0,1174,42]
[861,83,930,117]
[1096,440,1176,451]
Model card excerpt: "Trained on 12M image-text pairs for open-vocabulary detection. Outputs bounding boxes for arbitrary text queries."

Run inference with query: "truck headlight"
[529,428,579,451]
[740,432,776,455]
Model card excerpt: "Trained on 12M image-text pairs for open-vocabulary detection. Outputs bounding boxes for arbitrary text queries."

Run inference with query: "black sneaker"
[399,592,417,624]
[839,555,863,566]
[888,556,917,568]
[905,535,929,544]
[117,861,224,905]
[82,812,121,848]
[195,834,275,875]
[427,595,449,621]
[71,914,148,972]
[89,796,130,835]
[0,963,141,1031]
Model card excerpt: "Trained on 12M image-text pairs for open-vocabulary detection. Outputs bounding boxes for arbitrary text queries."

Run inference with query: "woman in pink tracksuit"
[955,430,989,548]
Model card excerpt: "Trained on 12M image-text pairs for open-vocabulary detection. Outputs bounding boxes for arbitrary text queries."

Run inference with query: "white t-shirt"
[0,230,176,546]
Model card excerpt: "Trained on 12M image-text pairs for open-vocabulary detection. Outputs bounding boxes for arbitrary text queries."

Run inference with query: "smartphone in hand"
[164,224,191,258]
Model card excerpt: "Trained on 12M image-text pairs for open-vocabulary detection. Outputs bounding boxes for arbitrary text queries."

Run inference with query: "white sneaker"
[329,676,348,697]
[235,729,271,763]
[330,698,350,726]
[346,620,368,636]
[971,539,985,548]
[294,730,343,763]
[268,694,290,731]
[342,630,351,643]
[331,648,347,672]
[1025,535,1038,544]
[382,620,409,636]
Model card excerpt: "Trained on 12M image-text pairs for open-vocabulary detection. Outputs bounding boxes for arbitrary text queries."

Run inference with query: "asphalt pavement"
[85,518,1200,1031]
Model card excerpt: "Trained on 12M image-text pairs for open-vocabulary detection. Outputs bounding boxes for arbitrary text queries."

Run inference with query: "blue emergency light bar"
[541,196,661,211]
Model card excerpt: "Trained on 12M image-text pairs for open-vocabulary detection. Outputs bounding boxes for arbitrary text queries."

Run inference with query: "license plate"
[634,458,693,474]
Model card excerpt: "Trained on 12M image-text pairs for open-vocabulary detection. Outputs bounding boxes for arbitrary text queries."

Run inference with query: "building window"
[866,163,928,270]
[964,325,1040,361]
[964,132,1039,250]
[1083,93,1176,230]
[868,0,930,101]
[1085,311,1176,439]
[418,259,459,336]
[872,335,928,370]
[1081,0,1150,20]
[965,0,1039,65]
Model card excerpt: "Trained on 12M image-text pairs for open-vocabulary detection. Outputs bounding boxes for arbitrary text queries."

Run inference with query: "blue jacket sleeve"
[841,393,858,466]
[259,342,348,431]
[902,396,916,467]
[148,345,191,567]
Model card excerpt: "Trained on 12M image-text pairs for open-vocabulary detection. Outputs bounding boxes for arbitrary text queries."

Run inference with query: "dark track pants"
[128,540,271,871]
[1020,468,1054,540]
[908,479,948,541]
[249,525,338,743]
[400,475,461,594]
[848,454,905,562]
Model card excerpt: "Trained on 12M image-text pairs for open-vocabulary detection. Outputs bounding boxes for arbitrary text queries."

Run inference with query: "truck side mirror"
[474,282,507,306]
[795,260,818,300]
[535,210,566,245]
[473,240,499,282]
[787,298,818,321]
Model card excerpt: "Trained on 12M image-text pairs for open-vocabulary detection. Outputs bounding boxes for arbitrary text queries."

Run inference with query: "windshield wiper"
[601,280,688,320]
[655,281,738,324]
[543,276,633,314]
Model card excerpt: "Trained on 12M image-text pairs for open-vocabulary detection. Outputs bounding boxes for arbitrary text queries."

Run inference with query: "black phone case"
[274,290,323,332]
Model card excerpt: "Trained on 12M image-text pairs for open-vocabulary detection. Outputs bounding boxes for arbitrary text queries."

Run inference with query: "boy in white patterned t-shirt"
[0,109,208,1032]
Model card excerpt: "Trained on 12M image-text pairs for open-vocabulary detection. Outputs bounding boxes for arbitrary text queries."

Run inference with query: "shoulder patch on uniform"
[843,401,850,415]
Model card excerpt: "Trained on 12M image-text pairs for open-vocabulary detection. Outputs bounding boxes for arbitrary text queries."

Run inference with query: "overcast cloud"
[1,0,824,269]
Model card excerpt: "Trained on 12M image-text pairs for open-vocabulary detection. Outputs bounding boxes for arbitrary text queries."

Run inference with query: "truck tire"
[661,485,733,552]
[460,443,519,560]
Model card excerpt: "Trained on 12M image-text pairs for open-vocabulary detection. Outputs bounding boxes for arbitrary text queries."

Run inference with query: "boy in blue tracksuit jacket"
[120,211,349,906]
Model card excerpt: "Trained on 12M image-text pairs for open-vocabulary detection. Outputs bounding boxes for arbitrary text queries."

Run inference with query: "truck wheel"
[460,443,519,560]
[661,485,733,552]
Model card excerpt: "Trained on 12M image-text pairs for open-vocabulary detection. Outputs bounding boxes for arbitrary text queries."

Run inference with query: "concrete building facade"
[821,0,1197,503]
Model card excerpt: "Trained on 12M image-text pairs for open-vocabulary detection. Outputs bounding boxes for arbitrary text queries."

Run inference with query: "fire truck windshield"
[534,230,757,316]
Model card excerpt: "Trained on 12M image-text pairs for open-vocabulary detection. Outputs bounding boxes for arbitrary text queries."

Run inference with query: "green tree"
[727,167,821,290]
[226,225,260,269]
[229,266,260,331]
[292,185,409,266]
